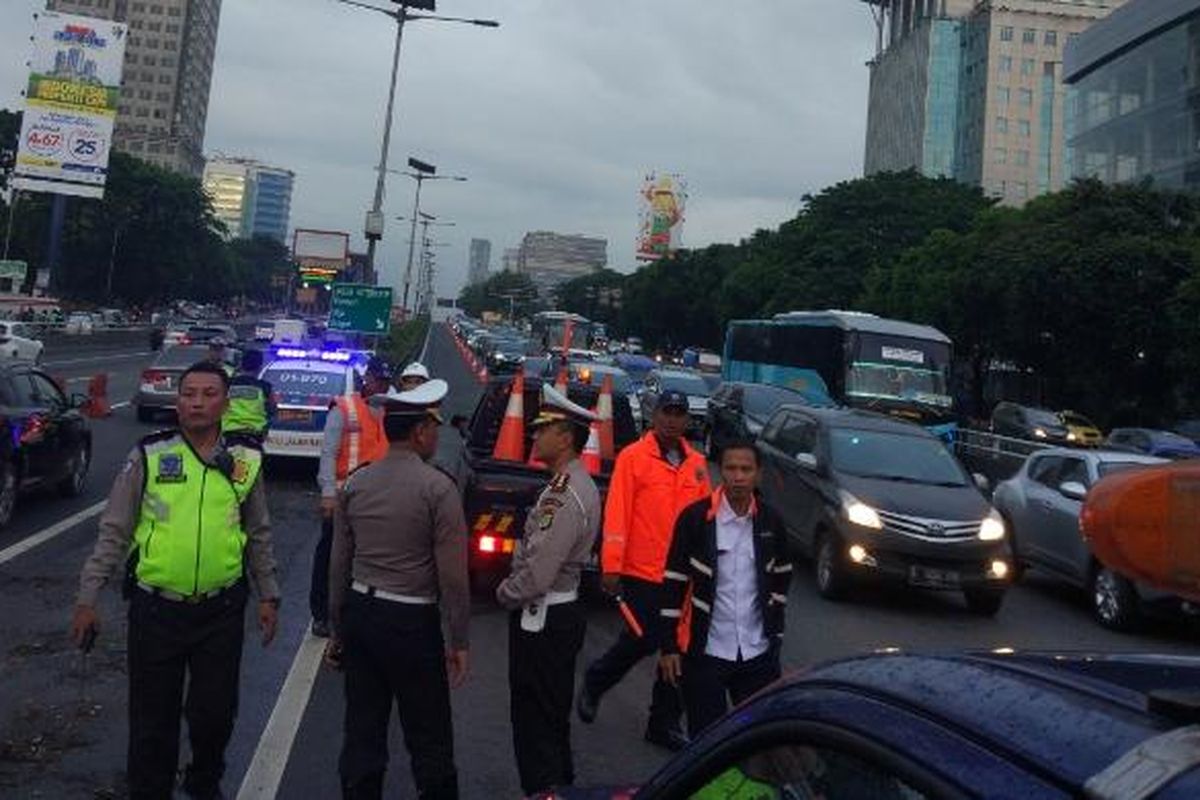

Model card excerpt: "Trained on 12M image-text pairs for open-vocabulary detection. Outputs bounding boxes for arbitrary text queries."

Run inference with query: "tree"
[227,235,294,303]
[458,271,538,320]
[554,269,625,331]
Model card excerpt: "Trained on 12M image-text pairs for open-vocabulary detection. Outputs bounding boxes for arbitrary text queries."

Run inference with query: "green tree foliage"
[457,271,538,320]
[554,268,625,331]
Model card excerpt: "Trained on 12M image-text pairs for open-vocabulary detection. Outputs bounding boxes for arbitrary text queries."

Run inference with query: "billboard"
[636,172,687,262]
[13,11,127,199]
[293,228,349,285]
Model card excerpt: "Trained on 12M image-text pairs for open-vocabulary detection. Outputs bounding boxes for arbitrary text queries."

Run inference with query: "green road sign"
[329,284,393,334]
[0,260,28,282]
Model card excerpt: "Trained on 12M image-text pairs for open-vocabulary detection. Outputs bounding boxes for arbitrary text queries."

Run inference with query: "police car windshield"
[263,366,346,405]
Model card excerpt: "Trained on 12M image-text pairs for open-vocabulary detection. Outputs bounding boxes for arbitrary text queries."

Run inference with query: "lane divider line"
[236,631,327,800]
[0,499,107,566]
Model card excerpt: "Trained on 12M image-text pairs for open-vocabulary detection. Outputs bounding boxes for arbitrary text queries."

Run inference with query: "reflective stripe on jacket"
[334,394,387,484]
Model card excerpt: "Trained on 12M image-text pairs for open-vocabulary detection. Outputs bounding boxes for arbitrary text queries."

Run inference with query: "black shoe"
[644,726,689,752]
[576,686,599,724]
[311,619,330,638]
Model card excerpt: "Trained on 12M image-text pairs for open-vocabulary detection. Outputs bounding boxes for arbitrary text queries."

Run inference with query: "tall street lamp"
[336,0,498,285]
[394,163,465,315]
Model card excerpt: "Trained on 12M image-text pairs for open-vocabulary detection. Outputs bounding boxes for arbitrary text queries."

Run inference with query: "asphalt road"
[0,325,1196,799]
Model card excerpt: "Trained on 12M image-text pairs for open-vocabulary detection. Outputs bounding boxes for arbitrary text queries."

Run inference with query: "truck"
[462,374,642,594]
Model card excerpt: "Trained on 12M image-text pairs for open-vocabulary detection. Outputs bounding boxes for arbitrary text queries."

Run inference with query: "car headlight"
[840,490,882,530]
[1066,432,1077,442]
[1033,428,1048,438]
[979,512,1006,541]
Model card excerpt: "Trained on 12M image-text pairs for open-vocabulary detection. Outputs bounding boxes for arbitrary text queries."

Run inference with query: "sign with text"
[14,11,127,199]
[329,284,393,334]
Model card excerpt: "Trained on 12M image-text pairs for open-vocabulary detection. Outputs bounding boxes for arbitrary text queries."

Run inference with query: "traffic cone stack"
[581,419,602,475]
[84,373,111,418]
[492,371,526,462]
[596,374,615,461]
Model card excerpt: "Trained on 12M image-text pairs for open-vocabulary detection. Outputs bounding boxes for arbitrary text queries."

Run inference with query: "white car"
[0,322,44,362]
[260,350,358,459]
[65,312,95,335]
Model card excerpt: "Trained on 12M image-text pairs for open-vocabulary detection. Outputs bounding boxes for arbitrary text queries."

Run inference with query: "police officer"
[70,361,279,800]
[222,348,274,445]
[496,385,601,797]
[397,361,431,391]
[327,379,469,800]
[310,356,390,637]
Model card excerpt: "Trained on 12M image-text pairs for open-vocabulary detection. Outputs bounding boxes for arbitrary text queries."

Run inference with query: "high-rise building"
[1065,0,1200,192]
[516,232,607,298]
[46,0,223,178]
[501,248,520,273]
[863,0,1125,205]
[467,238,491,285]
[202,156,294,242]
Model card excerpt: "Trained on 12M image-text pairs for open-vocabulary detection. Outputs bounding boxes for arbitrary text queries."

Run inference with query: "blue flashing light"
[276,347,308,359]
[320,351,352,362]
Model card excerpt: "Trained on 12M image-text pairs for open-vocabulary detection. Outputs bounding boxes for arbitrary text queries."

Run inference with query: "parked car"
[638,369,712,438]
[161,323,192,348]
[134,345,212,422]
[1174,419,1200,445]
[485,337,528,373]
[186,323,238,346]
[991,401,1070,443]
[559,652,1200,799]
[1106,427,1200,460]
[992,448,1170,630]
[0,361,92,528]
[705,381,814,459]
[0,322,44,363]
[757,406,1010,615]
[64,312,95,336]
[568,362,639,428]
[1059,409,1103,447]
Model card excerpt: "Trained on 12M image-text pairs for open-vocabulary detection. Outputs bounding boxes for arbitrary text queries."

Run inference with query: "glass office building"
[1065,0,1200,191]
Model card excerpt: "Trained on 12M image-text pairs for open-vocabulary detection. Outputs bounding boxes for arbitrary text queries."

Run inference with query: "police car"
[259,348,364,459]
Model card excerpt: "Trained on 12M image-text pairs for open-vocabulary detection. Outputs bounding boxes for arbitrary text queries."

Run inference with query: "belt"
[351,580,437,605]
[545,590,578,605]
[137,580,240,604]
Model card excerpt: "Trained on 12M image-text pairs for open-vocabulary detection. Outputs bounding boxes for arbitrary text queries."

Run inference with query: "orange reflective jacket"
[334,394,387,484]
[601,433,712,582]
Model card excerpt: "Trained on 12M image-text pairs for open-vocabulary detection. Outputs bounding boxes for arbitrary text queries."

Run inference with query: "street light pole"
[398,171,465,314]
[363,7,407,285]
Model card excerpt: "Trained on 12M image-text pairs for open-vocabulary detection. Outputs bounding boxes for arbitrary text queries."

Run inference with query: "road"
[0,324,1196,798]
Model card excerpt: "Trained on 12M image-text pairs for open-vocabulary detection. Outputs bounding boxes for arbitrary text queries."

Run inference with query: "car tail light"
[479,535,498,553]
[19,414,47,445]
[142,369,167,383]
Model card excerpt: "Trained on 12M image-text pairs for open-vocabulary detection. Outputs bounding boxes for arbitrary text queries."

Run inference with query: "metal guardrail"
[955,428,1052,488]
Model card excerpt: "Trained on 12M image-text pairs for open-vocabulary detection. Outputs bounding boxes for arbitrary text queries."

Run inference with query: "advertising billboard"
[13,11,127,199]
[293,228,350,285]
[636,172,687,262]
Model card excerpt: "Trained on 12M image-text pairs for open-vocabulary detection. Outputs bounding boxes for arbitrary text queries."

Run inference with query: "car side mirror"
[795,452,818,471]
[69,392,88,409]
[1059,481,1088,501]
[973,473,991,492]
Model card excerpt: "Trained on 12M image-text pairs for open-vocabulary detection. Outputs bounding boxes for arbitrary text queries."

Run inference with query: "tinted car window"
[830,428,967,486]
[263,367,346,406]
[1025,407,1062,427]
[1058,458,1088,487]
[744,386,803,420]
[1028,456,1063,487]
[661,373,710,396]
[774,415,817,456]
[8,373,38,407]
[29,373,65,407]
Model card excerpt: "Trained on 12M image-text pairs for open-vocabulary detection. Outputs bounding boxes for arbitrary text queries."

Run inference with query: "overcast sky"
[1,1,873,299]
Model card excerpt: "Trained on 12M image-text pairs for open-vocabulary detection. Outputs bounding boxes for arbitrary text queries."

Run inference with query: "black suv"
[0,361,92,528]
[705,381,812,459]
[757,406,1010,615]
[990,401,1070,444]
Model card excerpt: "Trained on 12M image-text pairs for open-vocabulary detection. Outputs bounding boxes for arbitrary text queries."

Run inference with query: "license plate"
[909,566,961,589]
[278,409,312,423]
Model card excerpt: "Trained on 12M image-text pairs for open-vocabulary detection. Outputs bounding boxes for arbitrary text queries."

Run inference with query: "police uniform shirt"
[496,458,601,610]
[77,444,279,606]
[329,449,470,649]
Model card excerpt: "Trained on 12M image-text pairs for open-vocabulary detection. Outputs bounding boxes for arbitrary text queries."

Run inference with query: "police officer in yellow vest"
[222,347,274,445]
[71,361,280,800]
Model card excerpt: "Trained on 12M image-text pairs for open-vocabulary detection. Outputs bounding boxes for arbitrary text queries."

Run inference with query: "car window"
[1028,456,1063,487]
[744,386,801,419]
[29,373,65,408]
[662,373,711,396]
[831,428,967,486]
[8,373,38,407]
[761,411,788,446]
[689,743,931,799]
[1058,458,1089,487]
[774,415,818,456]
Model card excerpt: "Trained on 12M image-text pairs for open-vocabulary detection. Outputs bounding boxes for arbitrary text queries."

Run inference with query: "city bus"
[722,310,958,441]
[530,311,594,354]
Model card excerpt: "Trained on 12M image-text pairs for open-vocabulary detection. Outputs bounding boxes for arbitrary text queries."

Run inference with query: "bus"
[530,311,594,354]
[722,310,957,440]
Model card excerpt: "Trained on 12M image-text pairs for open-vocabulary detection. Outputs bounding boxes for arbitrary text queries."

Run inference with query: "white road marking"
[0,500,107,566]
[236,632,327,800]
[43,350,154,368]
[111,401,131,410]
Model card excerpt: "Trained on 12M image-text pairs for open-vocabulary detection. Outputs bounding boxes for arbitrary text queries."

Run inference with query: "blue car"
[1106,428,1200,461]
[560,652,1200,799]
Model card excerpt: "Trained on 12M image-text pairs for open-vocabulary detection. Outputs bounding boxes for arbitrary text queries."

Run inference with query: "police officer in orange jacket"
[577,389,711,750]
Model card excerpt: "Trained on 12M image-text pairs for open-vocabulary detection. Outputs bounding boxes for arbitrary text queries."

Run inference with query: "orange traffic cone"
[492,372,525,461]
[596,374,615,461]
[581,419,602,475]
[85,373,111,418]
[554,365,568,394]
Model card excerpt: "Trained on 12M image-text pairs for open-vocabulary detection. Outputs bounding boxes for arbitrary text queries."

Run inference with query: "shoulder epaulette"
[549,471,571,493]
[138,428,181,448]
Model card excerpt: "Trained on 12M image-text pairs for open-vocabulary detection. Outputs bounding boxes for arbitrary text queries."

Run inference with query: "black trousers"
[310,515,333,621]
[681,648,780,738]
[583,576,683,733]
[508,602,586,796]
[126,580,247,800]
[339,592,458,800]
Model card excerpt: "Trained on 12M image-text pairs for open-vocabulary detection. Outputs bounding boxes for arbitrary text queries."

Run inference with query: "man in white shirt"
[658,439,793,736]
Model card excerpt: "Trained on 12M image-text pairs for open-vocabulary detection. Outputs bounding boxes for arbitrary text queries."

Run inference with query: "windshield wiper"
[860,474,964,487]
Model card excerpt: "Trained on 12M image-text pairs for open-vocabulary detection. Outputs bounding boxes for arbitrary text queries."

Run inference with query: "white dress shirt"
[704,493,769,661]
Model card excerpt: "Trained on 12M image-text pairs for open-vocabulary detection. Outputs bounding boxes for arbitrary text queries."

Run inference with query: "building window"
[1000,26,1013,42]
[1016,182,1029,199]
[996,87,1011,104]
[999,55,1012,73]
[133,2,146,11]
[1044,30,1058,47]
[1016,150,1030,166]
[1021,58,1035,76]
[1018,88,1033,106]
[1018,119,1031,136]
[995,116,1009,133]
[1022,29,1036,44]
[135,107,149,118]
[994,147,1008,164]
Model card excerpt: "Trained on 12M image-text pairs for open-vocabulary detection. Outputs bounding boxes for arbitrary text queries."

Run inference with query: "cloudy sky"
[0,1,873,299]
